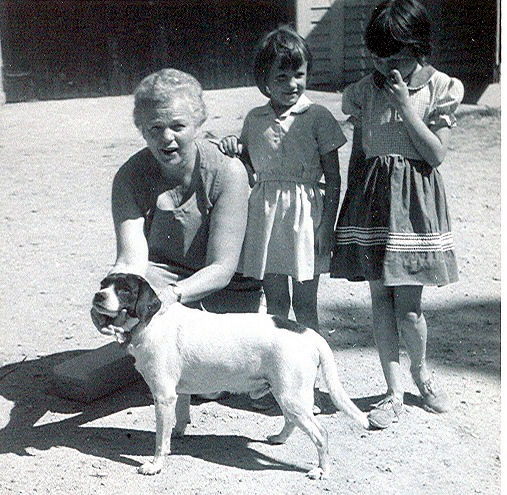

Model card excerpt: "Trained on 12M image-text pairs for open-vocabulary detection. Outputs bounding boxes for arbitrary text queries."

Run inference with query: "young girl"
[331,0,464,429]
[220,26,346,409]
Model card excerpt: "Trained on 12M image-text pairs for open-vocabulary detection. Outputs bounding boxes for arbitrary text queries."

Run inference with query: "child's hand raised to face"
[385,69,410,109]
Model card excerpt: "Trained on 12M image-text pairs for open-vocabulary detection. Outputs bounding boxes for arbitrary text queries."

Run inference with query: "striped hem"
[335,226,455,252]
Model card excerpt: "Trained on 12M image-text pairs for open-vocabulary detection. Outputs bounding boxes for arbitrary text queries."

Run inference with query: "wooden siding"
[340,0,499,97]
[296,0,343,88]
[428,0,499,84]
[0,0,291,102]
[342,0,376,85]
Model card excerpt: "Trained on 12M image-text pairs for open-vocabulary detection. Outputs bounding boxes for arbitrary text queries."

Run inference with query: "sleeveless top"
[114,139,246,278]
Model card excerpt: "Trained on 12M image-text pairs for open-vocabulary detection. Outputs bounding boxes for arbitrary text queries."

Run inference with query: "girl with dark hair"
[331,0,464,429]
[219,26,346,411]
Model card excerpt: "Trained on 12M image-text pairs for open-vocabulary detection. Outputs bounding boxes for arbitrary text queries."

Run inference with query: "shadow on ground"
[0,297,499,470]
[321,298,500,376]
[0,352,309,473]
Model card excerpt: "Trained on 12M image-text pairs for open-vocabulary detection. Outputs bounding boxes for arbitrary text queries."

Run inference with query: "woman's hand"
[218,135,243,157]
[384,69,410,110]
[156,285,181,316]
[90,307,127,336]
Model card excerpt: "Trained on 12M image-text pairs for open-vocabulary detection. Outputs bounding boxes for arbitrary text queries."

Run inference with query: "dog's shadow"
[0,351,343,473]
[0,351,425,473]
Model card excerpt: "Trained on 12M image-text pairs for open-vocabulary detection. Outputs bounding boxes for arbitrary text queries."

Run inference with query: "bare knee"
[398,311,422,326]
[396,311,424,329]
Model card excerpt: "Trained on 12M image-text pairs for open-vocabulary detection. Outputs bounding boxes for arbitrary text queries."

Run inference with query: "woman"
[92,68,261,331]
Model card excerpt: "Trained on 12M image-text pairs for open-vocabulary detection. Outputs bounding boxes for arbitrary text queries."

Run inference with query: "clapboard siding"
[299,0,342,86]
[342,0,376,84]
[0,0,291,102]
[340,0,499,92]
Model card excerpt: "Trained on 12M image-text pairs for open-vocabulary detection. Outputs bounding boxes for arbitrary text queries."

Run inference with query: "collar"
[372,64,436,90]
[257,93,313,117]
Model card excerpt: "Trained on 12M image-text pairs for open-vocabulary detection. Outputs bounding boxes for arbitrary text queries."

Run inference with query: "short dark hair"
[364,0,431,61]
[253,25,312,97]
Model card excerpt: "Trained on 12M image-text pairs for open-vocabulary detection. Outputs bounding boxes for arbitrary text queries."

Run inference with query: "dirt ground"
[0,87,501,495]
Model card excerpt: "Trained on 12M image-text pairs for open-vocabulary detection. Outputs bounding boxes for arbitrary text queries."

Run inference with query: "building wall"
[0,0,292,102]
[297,0,499,102]
[1,0,499,103]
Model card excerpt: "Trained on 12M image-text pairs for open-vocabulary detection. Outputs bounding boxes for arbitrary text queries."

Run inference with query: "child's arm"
[315,149,341,255]
[347,124,366,188]
[214,136,256,187]
[386,69,450,168]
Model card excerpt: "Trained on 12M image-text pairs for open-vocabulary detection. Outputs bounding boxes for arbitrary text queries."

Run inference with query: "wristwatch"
[170,284,183,303]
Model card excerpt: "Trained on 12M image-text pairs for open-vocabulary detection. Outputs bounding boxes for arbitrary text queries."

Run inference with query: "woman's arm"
[386,69,450,167]
[91,171,151,331]
[110,172,149,275]
[159,157,250,303]
[315,149,341,255]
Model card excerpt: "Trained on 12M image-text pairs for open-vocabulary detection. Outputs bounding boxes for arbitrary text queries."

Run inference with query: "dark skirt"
[330,155,458,286]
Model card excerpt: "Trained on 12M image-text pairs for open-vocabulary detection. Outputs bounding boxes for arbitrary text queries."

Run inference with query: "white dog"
[92,273,369,479]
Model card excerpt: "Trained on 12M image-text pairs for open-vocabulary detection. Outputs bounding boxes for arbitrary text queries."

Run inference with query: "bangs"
[276,44,307,71]
[365,12,404,58]
[364,0,432,60]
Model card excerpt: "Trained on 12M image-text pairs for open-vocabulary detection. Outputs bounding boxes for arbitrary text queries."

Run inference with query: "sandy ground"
[0,87,501,495]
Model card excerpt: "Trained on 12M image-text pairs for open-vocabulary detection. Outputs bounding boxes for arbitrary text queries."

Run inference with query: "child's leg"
[369,281,404,399]
[250,274,291,411]
[292,276,320,331]
[367,280,404,428]
[393,286,449,412]
[262,274,291,318]
[292,275,322,414]
[392,286,430,384]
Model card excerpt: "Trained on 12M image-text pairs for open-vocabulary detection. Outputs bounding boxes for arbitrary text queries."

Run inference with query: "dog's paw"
[267,433,287,445]
[306,467,328,480]
[138,460,162,475]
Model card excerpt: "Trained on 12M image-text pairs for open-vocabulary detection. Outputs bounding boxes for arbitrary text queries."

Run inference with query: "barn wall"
[296,0,499,101]
[0,0,292,102]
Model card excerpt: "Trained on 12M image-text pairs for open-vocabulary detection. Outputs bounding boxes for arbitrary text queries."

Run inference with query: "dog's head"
[92,273,161,324]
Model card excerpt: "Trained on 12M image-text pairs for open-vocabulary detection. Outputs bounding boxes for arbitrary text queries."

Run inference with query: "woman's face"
[266,57,308,112]
[141,97,200,174]
[371,48,418,79]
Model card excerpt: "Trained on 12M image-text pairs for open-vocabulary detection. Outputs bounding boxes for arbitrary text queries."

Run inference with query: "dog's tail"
[317,337,370,429]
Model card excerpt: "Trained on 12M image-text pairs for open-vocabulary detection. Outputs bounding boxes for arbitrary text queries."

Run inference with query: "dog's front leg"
[172,394,190,438]
[138,394,176,475]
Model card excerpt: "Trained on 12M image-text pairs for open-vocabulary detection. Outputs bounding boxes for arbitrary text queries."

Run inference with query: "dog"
[92,273,369,479]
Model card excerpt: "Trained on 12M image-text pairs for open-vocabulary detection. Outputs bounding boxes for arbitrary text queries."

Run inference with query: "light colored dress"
[331,66,464,286]
[239,94,346,282]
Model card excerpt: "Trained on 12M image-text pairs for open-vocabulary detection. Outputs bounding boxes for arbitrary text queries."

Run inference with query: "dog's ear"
[134,278,162,323]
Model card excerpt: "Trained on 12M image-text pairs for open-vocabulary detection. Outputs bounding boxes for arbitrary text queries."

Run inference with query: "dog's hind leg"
[267,418,296,444]
[172,394,191,438]
[289,412,330,480]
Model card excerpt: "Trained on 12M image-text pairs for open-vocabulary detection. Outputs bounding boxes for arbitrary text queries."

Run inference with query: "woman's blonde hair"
[133,69,207,129]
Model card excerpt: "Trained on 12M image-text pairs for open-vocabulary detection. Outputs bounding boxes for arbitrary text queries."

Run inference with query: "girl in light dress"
[219,26,346,411]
